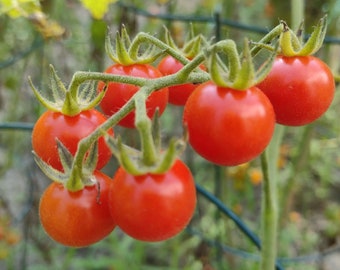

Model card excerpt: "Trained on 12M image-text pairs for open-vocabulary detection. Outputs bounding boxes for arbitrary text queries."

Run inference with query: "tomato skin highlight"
[257,55,335,126]
[109,159,196,242]
[39,171,116,247]
[97,63,169,128]
[158,56,204,106]
[32,109,113,171]
[183,81,275,166]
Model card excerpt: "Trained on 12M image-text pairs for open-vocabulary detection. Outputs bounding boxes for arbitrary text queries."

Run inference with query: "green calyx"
[29,65,105,116]
[106,91,185,176]
[279,16,327,56]
[105,26,165,65]
[207,38,277,90]
[107,136,185,176]
[33,140,100,192]
[163,25,209,61]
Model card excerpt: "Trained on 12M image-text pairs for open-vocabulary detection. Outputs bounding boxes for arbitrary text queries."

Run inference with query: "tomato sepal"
[163,25,209,60]
[33,139,100,192]
[151,138,186,174]
[207,38,277,90]
[106,107,185,176]
[106,135,185,176]
[33,151,69,184]
[183,34,208,59]
[279,15,327,56]
[248,16,327,58]
[105,26,165,65]
[29,65,105,116]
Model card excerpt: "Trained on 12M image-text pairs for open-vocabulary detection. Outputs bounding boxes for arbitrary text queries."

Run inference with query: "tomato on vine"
[183,81,275,166]
[257,55,335,126]
[39,171,116,247]
[158,55,205,105]
[97,64,168,128]
[256,16,335,126]
[108,159,196,242]
[32,109,113,171]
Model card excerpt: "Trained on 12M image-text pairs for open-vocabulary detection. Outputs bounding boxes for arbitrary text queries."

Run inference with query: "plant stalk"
[260,125,285,270]
[68,62,210,178]
[134,91,157,166]
[291,0,305,31]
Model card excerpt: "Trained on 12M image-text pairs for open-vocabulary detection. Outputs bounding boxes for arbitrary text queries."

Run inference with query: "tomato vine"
[28,15,336,270]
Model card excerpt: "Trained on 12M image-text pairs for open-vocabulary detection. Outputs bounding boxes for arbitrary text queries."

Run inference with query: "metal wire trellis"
[117,1,340,44]
[1,1,340,268]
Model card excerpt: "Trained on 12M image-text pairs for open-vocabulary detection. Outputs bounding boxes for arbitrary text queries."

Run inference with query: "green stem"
[67,165,85,191]
[134,90,157,166]
[69,92,136,181]
[69,32,232,97]
[260,4,304,269]
[69,61,210,97]
[68,72,147,95]
[214,40,241,82]
[130,32,190,65]
[291,0,305,31]
[260,125,285,270]
[130,32,210,82]
[175,53,207,81]
[250,24,284,57]
[68,68,209,181]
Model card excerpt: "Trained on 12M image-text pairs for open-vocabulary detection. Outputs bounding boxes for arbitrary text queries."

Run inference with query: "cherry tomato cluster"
[183,19,335,167]
[31,107,115,247]
[30,18,335,248]
[183,53,335,166]
[31,57,198,246]
[32,102,196,247]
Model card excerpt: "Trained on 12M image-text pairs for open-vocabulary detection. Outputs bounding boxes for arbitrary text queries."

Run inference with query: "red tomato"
[158,55,205,106]
[257,55,335,126]
[32,109,113,171]
[109,159,196,242]
[97,64,169,128]
[183,81,275,166]
[39,171,116,247]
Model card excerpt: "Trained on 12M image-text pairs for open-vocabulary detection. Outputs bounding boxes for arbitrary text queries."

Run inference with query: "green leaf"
[80,0,118,20]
